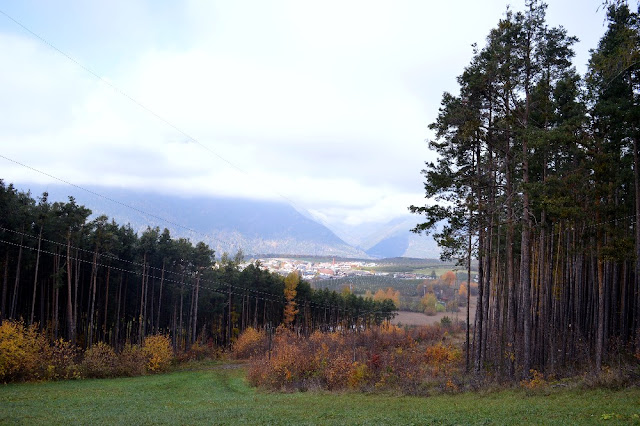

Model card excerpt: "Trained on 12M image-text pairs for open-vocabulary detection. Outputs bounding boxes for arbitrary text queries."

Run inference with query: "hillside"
[16,183,368,257]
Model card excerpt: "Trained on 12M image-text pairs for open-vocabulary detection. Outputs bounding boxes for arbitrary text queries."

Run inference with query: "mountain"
[16,183,368,258]
[362,217,440,259]
[325,215,441,259]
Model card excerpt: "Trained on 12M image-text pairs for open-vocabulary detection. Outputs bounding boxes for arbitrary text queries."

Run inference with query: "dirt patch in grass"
[392,297,477,326]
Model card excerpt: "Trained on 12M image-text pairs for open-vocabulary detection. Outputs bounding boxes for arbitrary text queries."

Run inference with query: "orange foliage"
[373,287,400,307]
[424,342,462,376]
[247,324,462,393]
[458,283,468,298]
[440,271,456,287]
[283,272,299,327]
[233,327,267,359]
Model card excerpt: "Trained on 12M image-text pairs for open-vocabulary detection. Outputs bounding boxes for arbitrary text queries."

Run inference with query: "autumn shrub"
[117,344,146,377]
[248,324,466,393]
[347,361,370,389]
[520,369,549,390]
[233,327,267,359]
[143,334,173,373]
[323,352,354,389]
[44,338,80,380]
[82,342,118,378]
[248,329,328,390]
[186,341,209,361]
[0,320,48,382]
[408,324,447,344]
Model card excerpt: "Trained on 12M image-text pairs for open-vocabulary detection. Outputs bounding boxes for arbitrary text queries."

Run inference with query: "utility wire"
[0,231,392,317]
[0,153,241,253]
[0,7,305,213]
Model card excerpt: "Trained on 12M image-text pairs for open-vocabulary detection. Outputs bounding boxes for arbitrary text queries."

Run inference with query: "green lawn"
[1,362,639,425]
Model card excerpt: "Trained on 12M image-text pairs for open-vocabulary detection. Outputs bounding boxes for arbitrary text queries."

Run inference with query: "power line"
[0,230,393,317]
[0,153,239,253]
[0,7,307,214]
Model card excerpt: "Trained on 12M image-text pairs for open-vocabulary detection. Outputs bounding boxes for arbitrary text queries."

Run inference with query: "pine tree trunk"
[30,225,43,325]
[1,251,9,321]
[634,136,640,349]
[138,253,147,344]
[103,266,110,341]
[192,274,200,344]
[114,273,123,350]
[88,249,98,348]
[10,232,24,319]
[66,229,75,344]
[156,260,165,333]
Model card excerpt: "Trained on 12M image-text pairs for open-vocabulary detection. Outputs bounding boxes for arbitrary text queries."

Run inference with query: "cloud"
[0,0,607,227]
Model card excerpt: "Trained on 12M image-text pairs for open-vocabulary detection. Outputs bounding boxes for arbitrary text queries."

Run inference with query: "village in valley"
[243,257,433,282]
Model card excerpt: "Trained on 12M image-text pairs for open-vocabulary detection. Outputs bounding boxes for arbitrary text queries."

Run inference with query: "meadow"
[1,361,639,425]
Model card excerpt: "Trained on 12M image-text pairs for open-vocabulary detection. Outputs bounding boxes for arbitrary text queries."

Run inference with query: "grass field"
[2,361,639,425]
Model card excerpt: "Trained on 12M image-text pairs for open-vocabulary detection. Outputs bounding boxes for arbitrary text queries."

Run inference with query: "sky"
[0,0,609,229]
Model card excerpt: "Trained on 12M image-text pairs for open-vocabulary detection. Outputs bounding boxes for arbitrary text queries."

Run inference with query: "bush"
[44,338,80,380]
[117,344,146,377]
[233,327,267,359]
[0,320,47,382]
[82,342,118,378]
[424,342,462,376]
[143,335,173,373]
[248,324,466,393]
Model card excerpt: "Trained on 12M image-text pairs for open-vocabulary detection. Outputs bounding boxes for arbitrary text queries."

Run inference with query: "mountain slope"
[362,217,440,259]
[17,183,368,257]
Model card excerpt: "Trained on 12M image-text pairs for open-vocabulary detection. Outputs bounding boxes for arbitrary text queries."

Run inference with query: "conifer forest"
[0,183,395,352]
[411,1,640,377]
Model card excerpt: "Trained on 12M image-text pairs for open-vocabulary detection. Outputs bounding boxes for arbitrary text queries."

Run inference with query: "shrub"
[323,352,353,390]
[233,327,267,359]
[0,320,47,382]
[143,334,173,373]
[82,342,118,378]
[117,344,146,377]
[424,342,462,376]
[44,338,80,380]
[347,361,370,389]
[520,369,547,390]
[248,325,467,393]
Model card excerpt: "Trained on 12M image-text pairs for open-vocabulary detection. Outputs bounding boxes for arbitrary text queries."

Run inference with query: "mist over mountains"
[16,183,437,259]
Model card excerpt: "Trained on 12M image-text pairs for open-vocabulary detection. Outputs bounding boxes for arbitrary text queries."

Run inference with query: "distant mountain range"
[15,183,438,259]
[325,216,440,259]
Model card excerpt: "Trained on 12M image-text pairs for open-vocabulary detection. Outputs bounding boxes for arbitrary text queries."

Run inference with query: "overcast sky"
[0,0,608,228]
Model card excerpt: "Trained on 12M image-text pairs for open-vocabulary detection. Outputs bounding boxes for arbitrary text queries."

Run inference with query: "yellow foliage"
[520,369,547,389]
[143,334,173,373]
[421,293,438,316]
[347,361,370,388]
[0,320,47,382]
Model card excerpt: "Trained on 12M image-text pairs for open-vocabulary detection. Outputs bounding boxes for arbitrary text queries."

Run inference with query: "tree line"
[411,1,640,377]
[0,181,395,351]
